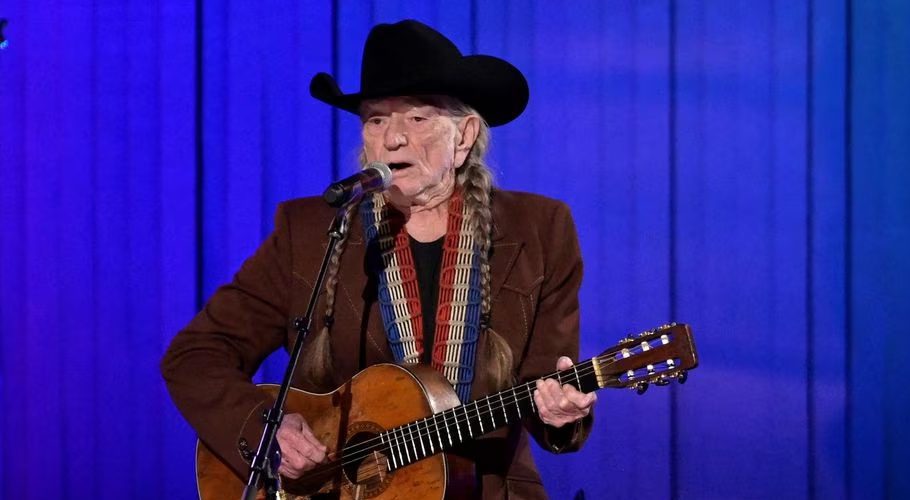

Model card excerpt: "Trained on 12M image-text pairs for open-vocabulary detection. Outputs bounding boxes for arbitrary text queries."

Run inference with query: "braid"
[457,135,494,318]
[452,106,515,391]
[299,202,356,390]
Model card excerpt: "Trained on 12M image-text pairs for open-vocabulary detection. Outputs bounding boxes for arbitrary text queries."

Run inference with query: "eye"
[368,117,383,125]
[410,116,427,123]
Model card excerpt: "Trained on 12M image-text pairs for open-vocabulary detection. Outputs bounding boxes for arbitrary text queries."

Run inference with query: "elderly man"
[163,19,595,499]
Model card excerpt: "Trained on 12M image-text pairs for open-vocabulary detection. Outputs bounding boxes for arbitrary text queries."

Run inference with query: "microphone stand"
[241,206,350,500]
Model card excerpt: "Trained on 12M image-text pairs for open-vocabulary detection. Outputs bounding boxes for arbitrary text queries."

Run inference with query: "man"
[162,19,596,499]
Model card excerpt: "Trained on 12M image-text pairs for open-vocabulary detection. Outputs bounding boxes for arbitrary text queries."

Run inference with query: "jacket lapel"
[333,212,394,365]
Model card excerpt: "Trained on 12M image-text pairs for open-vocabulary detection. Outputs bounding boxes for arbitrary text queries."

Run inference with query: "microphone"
[322,162,392,207]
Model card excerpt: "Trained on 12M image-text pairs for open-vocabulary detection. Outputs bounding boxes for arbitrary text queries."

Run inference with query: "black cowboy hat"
[309,19,529,127]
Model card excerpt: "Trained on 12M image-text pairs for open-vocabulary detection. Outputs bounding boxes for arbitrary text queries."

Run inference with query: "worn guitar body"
[196,323,698,499]
[196,364,475,499]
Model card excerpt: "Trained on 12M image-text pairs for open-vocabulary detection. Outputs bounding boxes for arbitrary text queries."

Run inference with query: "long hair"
[300,97,514,392]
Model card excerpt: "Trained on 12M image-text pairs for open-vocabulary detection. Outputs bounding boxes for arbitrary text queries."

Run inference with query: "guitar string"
[298,347,680,476]
[297,364,594,479]
[323,336,676,464]
[317,344,678,473]
[322,345,674,471]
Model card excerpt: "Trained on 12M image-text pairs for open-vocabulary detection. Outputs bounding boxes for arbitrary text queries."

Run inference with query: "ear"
[453,115,480,168]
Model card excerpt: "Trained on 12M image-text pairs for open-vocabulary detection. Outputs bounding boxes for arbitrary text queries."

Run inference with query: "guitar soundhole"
[341,428,391,498]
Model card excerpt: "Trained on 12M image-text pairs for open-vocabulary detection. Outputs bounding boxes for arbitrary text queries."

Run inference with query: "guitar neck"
[345,324,695,473]
[376,359,603,471]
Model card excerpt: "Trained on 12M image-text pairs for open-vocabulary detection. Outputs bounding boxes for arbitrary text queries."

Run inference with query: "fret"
[463,405,473,438]
[401,426,411,464]
[410,423,420,460]
[381,432,395,470]
[435,412,447,449]
[452,408,463,443]
[382,433,391,471]
[414,420,426,459]
[387,373,603,474]
[391,429,402,469]
[424,417,435,454]
[486,397,496,428]
[513,386,521,418]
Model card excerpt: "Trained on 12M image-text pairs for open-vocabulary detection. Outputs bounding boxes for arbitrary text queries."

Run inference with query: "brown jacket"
[162,190,592,499]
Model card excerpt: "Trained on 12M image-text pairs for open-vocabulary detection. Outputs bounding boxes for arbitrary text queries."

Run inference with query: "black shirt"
[409,235,444,363]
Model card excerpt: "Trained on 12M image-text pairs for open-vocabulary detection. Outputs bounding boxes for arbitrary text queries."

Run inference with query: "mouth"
[388,162,413,171]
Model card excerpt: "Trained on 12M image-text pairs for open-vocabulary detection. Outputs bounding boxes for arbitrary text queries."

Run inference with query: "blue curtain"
[1,1,908,498]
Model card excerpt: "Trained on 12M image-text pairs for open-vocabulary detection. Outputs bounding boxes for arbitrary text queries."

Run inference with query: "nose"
[382,115,407,150]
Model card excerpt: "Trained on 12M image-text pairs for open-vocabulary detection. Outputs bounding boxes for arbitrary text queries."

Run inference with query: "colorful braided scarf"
[360,189,483,402]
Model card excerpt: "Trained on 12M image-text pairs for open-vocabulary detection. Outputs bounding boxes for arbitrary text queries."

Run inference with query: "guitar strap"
[360,189,482,402]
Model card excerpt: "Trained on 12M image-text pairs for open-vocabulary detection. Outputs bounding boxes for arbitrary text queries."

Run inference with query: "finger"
[541,379,577,415]
[585,391,597,407]
[290,441,324,468]
[281,414,327,462]
[279,451,306,479]
[562,385,595,409]
[556,394,576,413]
[556,356,574,371]
[288,446,321,473]
[277,437,321,475]
[278,464,298,479]
[298,424,328,456]
[291,415,326,451]
[279,452,310,479]
[537,379,573,425]
[543,378,566,408]
[301,440,327,464]
[277,426,311,456]
[536,379,560,410]
[277,414,304,442]
[535,380,555,422]
[283,413,305,429]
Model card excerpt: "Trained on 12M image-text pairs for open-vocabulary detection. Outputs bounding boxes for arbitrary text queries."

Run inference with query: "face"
[361,96,476,206]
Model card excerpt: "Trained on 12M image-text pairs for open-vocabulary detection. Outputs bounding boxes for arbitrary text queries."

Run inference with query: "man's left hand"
[534,356,597,428]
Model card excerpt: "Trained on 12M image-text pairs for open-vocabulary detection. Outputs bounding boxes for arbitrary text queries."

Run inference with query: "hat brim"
[309,55,529,127]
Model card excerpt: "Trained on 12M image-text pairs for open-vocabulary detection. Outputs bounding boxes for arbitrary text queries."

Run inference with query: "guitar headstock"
[592,323,697,394]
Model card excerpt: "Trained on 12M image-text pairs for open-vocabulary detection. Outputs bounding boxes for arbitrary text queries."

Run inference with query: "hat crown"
[309,19,528,126]
[360,20,462,96]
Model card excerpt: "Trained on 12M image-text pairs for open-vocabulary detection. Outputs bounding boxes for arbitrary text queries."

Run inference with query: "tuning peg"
[654,375,671,386]
[676,371,688,384]
[634,382,649,395]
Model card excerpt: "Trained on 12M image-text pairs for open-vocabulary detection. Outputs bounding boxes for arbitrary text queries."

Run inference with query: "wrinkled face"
[361,96,472,205]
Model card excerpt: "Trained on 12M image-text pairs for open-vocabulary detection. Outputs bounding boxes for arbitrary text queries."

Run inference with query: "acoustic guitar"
[196,323,698,499]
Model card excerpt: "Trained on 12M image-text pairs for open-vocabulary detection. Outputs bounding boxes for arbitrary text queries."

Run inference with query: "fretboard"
[357,358,602,472]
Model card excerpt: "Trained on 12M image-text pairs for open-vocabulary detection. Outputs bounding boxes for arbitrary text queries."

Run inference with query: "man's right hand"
[276,413,328,479]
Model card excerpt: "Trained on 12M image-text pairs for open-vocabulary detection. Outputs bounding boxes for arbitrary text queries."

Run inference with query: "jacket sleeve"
[519,200,593,453]
[161,203,293,478]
